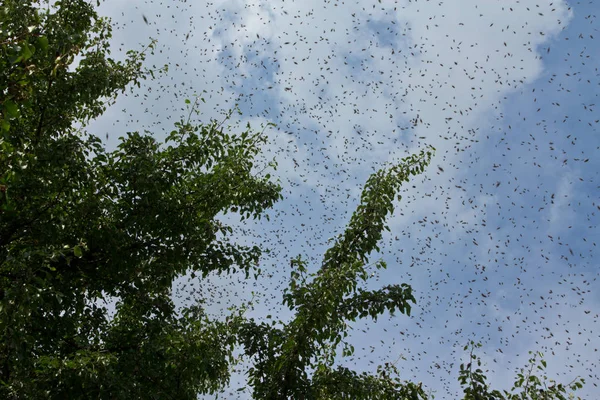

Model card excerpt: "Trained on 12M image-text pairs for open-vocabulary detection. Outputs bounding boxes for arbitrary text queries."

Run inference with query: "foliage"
[237,149,434,399]
[458,341,585,400]
[0,1,587,400]
[1,1,279,398]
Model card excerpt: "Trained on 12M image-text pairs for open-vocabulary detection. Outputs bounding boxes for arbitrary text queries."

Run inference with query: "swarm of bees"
[94,1,600,397]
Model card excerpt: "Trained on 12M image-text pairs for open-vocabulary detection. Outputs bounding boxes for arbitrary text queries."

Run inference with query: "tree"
[1,1,280,398]
[237,150,434,399]
[0,1,586,399]
[457,342,585,400]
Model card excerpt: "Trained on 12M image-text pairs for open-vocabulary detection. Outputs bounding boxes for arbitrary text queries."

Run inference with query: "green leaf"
[73,245,83,258]
[21,42,34,61]
[37,35,49,51]
[3,100,19,118]
[1,119,9,132]
[9,54,23,64]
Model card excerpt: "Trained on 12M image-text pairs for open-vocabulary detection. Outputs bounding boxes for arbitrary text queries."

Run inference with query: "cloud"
[90,0,599,397]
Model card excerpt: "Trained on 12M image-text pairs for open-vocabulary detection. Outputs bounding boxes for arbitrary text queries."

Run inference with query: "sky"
[87,0,599,398]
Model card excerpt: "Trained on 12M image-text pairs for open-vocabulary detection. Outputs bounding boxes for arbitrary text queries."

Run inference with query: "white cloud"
[90,0,600,397]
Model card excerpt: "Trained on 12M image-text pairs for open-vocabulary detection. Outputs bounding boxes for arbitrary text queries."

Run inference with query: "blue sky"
[90,0,598,398]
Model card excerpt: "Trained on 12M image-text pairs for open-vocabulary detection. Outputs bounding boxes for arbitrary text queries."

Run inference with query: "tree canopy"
[0,1,586,399]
